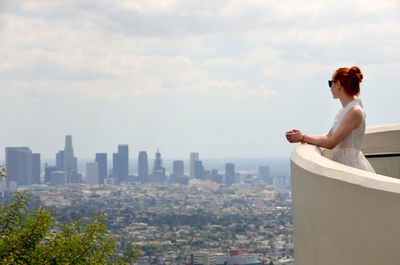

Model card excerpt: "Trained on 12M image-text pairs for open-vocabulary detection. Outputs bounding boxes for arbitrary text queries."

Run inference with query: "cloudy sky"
[0,0,399,160]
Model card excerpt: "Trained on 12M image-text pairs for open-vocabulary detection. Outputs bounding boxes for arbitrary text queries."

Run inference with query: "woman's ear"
[337,80,342,90]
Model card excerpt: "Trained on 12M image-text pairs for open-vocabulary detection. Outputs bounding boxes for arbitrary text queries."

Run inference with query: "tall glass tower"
[113,145,129,183]
[5,147,40,186]
[225,163,235,185]
[152,149,165,182]
[173,160,184,177]
[138,151,148,183]
[95,153,107,185]
[63,135,77,174]
[190,152,199,178]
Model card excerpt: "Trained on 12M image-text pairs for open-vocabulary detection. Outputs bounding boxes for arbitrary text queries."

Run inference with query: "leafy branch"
[0,166,142,264]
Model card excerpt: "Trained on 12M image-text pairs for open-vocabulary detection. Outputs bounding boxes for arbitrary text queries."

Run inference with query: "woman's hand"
[285,129,303,143]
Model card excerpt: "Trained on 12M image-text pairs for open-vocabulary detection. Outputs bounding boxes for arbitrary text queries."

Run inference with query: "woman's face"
[330,75,340,99]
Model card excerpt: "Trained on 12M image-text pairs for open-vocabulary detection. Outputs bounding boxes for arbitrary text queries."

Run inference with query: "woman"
[285,66,375,172]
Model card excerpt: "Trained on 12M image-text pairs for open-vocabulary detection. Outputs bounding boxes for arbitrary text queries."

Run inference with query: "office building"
[118,145,129,181]
[62,135,78,174]
[153,149,163,171]
[258,166,272,184]
[225,163,235,185]
[170,160,188,185]
[50,171,67,186]
[56,150,64,170]
[67,173,82,184]
[32,153,41,184]
[194,160,205,179]
[44,166,57,183]
[274,175,286,190]
[113,145,129,183]
[215,254,262,265]
[190,152,199,178]
[5,147,40,186]
[151,149,165,182]
[95,153,107,184]
[86,162,99,185]
[235,172,242,184]
[211,169,223,184]
[204,170,211,180]
[112,153,118,179]
[138,151,148,183]
[173,160,184,177]
[6,147,31,186]
[192,252,216,265]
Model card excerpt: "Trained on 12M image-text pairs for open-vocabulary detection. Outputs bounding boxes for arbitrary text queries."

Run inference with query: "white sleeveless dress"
[331,98,375,173]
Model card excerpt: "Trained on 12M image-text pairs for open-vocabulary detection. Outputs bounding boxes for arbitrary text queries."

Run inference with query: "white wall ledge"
[290,124,400,265]
[291,144,400,194]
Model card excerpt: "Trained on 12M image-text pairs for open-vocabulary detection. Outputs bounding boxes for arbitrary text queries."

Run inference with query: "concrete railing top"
[363,123,400,153]
[365,123,400,134]
[291,123,400,194]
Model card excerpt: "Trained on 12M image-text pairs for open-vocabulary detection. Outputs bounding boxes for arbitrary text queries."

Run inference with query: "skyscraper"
[171,160,188,185]
[56,150,64,170]
[173,160,184,177]
[258,166,272,184]
[225,163,235,185]
[153,149,163,171]
[112,152,119,179]
[210,169,223,184]
[16,148,31,186]
[44,165,57,184]
[118,145,129,181]
[50,171,67,186]
[113,145,129,183]
[32,153,41,184]
[86,162,99,185]
[5,147,35,186]
[190,152,199,178]
[138,151,148,183]
[274,175,287,190]
[194,160,205,179]
[63,135,77,174]
[152,149,165,182]
[95,153,107,185]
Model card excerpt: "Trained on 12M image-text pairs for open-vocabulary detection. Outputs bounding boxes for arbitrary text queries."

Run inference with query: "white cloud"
[0,0,399,158]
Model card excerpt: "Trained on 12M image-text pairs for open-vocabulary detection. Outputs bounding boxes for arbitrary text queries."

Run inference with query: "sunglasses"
[328,80,337,87]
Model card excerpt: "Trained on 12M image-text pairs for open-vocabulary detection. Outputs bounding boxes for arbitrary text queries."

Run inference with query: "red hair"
[333,66,363,96]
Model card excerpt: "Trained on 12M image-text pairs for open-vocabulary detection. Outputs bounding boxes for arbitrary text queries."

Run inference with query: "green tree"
[0,166,142,264]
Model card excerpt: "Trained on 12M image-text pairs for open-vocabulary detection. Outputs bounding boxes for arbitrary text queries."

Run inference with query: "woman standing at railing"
[285,66,375,172]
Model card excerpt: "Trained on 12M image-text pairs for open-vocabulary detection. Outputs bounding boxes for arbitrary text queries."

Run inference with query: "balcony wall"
[291,124,400,265]
[363,125,400,179]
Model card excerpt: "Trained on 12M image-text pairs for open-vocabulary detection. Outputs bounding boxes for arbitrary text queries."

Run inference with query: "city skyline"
[1,136,290,161]
[2,135,289,187]
[1,1,398,160]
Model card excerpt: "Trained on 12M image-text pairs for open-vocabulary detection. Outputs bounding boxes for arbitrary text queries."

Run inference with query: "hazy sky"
[1,0,399,160]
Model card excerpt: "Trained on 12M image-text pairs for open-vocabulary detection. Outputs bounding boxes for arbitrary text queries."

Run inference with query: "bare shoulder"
[343,107,363,128]
[348,106,363,118]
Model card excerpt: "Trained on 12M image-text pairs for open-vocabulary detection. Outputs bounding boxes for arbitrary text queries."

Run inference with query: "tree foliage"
[0,166,142,264]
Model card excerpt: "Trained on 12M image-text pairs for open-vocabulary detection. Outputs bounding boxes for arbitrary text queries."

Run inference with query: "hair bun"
[349,66,363,83]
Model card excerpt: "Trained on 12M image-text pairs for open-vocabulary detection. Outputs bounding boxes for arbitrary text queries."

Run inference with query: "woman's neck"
[339,94,355,108]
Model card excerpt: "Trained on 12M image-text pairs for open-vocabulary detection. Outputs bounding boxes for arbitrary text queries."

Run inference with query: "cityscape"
[1,1,399,264]
[1,135,294,265]
[2,135,290,189]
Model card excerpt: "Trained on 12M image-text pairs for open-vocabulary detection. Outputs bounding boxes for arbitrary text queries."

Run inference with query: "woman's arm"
[286,108,362,149]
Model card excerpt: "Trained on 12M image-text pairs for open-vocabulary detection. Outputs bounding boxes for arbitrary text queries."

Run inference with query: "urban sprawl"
[1,136,294,265]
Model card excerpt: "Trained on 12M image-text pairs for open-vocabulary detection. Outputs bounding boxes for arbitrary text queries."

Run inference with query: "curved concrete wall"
[291,124,400,265]
[363,124,400,179]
